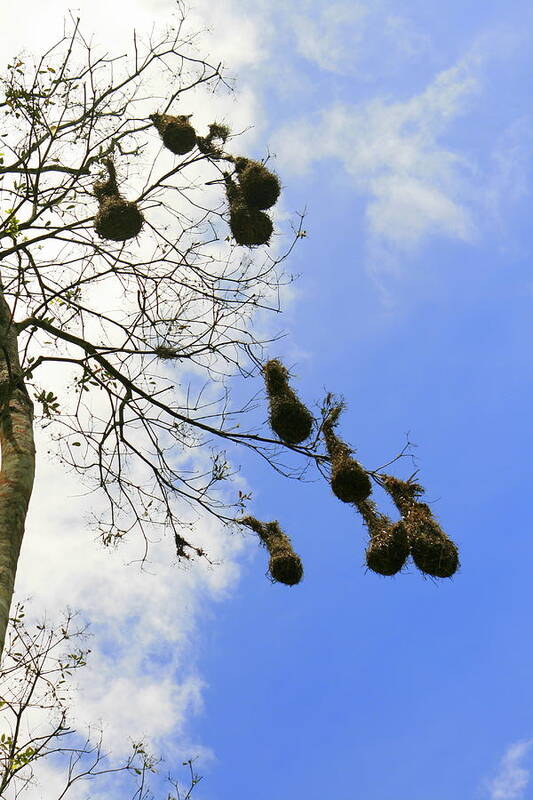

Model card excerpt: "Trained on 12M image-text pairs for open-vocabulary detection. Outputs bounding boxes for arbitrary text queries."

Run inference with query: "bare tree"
[0,8,459,657]
[0,603,202,799]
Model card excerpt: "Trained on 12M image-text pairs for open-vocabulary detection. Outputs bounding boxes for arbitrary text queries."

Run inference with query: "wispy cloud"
[274,51,481,260]
[287,0,429,76]
[489,740,533,800]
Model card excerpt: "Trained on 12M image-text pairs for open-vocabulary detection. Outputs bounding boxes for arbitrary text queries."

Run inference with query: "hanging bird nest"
[357,499,409,576]
[323,405,371,503]
[93,160,144,242]
[381,475,459,578]
[241,516,303,586]
[235,158,281,210]
[365,522,410,576]
[149,112,196,155]
[197,122,230,157]
[229,201,273,247]
[406,505,459,578]
[263,359,314,444]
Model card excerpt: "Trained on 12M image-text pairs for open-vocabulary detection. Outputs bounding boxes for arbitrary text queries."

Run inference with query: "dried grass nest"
[356,499,409,576]
[93,161,143,242]
[263,359,314,444]
[406,505,459,578]
[234,157,281,210]
[382,475,459,578]
[241,516,303,585]
[150,113,197,155]
[229,201,273,247]
[323,408,371,504]
[365,522,410,576]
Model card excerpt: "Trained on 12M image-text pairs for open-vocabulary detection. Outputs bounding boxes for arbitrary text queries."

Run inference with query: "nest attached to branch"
[382,475,459,578]
[224,174,274,247]
[356,499,409,576]
[263,359,314,445]
[241,516,303,586]
[150,113,197,155]
[323,405,371,504]
[197,122,231,157]
[229,201,273,247]
[93,160,144,242]
[234,158,281,210]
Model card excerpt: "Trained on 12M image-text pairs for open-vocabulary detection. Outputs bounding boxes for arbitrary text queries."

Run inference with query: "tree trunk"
[0,292,35,658]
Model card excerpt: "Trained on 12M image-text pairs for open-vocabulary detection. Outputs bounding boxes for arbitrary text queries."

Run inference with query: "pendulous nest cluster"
[263,359,314,445]
[93,159,144,242]
[225,157,281,247]
[241,516,303,586]
[382,476,459,578]
[150,113,197,155]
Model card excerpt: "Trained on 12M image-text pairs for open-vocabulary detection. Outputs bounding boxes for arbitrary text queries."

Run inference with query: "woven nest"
[269,552,303,585]
[264,521,303,586]
[269,396,314,444]
[241,517,303,586]
[197,122,230,157]
[236,159,281,210]
[229,201,273,247]
[366,521,409,576]
[94,196,144,242]
[150,113,196,155]
[323,405,372,504]
[408,512,459,578]
[264,360,313,444]
[331,456,371,503]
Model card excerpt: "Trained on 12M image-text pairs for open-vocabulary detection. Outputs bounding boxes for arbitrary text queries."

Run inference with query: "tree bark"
[0,292,35,658]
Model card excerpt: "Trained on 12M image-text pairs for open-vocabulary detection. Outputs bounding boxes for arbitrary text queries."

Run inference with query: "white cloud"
[286,0,429,76]
[273,52,481,259]
[0,1,267,791]
[489,740,533,800]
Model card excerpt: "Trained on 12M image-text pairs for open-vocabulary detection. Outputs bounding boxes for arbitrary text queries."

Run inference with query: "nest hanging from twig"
[224,174,273,247]
[263,359,314,444]
[150,113,197,155]
[93,160,144,242]
[323,405,371,504]
[241,516,303,585]
[197,122,231,157]
[356,499,409,576]
[234,158,281,210]
[382,475,459,578]
[229,201,273,247]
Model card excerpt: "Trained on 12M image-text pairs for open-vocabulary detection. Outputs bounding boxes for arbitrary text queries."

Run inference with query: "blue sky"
[1,0,532,799]
[188,1,533,799]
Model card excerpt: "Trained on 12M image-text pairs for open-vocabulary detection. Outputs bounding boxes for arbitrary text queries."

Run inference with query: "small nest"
[331,458,372,504]
[366,522,409,576]
[93,159,144,242]
[150,113,196,155]
[323,408,371,503]
[94,196,144,242]
[269,552,303,585]
[154,345,179,360]
[197,122,230,157]
[236,159,281,210]
[241,516,303,586]
[229,201,273,247]
[407,510,459,578]
[264,360,313,444]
